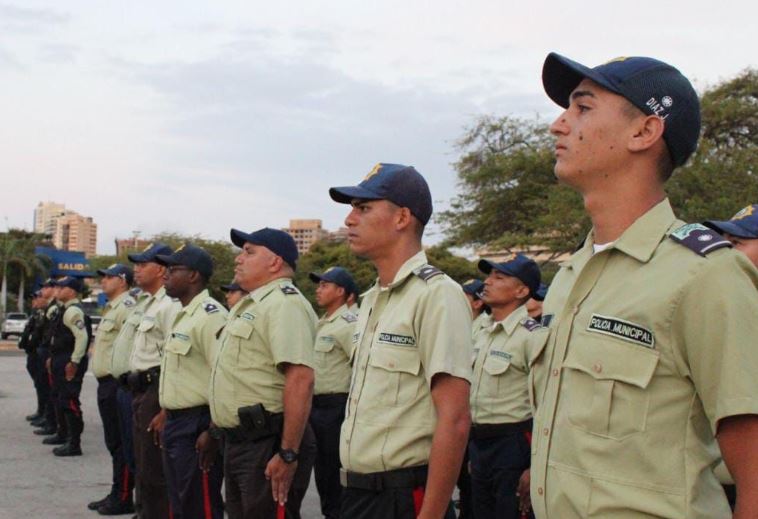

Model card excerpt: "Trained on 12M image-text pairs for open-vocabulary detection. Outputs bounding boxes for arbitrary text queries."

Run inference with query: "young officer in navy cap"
[155,244,227,519]
[329,163,472,519]
[220,280,248,310]
[209,227,317,519]
[308,266,359,519]
[87,264,137,514]
[470,255,542,519]
[49,276,92,456]
[705,204,758,267]
[531,53,758,518]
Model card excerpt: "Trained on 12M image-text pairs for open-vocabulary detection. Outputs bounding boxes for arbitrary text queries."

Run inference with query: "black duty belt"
[470,419,533,441]
[96,375,115,383]
[166,405,209,420]
[220,412,284,444]
[312,393,348,408]
[126,366,161,393]
[340,465,428,490]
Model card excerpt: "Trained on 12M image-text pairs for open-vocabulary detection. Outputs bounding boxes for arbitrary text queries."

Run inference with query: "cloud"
[0,3,69,31]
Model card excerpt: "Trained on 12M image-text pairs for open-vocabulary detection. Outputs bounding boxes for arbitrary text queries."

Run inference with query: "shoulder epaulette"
[204,302,220,314]
[413,265,443,282]
[124,298,135,307]
[341,312,358,323]
[669,223,732,257]
[280,285,298,295]
[520,318,542,332]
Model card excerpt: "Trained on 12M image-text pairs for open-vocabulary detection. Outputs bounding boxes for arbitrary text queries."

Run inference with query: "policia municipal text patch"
[587,314,655,348]
[377,333,416,347]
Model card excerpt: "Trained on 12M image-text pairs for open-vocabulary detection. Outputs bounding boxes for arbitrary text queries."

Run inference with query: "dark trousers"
[341,487,457,519]
[132,381,169,519]
[162,408,223,519]
[469,429,531,519]
[456,444,473,519]
[309,394,347,519]
[35,347,56,429]
[224,424,316,519]
[51,352,87,446]
[97,376,133,503]
[116,386,136,473]
[25,350,45,414]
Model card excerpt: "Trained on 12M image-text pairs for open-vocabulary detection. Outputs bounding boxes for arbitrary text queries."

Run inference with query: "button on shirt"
[91,292,136,378]
[470,305,537,425]
[159,289,228,410]
[340,251,473,474]
[529,199,758,518]
[209,278,317,428]
[129,286,180,372]
[314,304,356,396]
[110,293,149,378]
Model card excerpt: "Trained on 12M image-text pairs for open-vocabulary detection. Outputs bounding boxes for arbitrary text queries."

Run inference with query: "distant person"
[220,280,248,309]
[461,278,489,343]
[31,279,62,437]
[524,283,547,323]
[19,290,47,423]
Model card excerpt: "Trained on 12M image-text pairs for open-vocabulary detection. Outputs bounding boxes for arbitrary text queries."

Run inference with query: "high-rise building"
[282,219,330,254]
[34,201,66,236]
[53,213,98,258]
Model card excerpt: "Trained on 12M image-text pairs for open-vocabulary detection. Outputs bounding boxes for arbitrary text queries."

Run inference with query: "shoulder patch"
[75,319,85,330]
[413,265,443,282]
[341,312,358,323]
[669,223,732,257]
[204,303,220,314]
[520,318,542,332]
[124,299,134,307]
[280,285,298,295]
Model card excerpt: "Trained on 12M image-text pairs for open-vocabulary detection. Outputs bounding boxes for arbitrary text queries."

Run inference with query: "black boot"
[98,497,135,516]
[34,424,57,435]
[25,411,42,421]
[53,410,82,456]
[42,433,66,444]
[30,415,47,427]
[88,494,113,511]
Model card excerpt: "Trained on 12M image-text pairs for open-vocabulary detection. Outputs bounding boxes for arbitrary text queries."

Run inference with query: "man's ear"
[395,206,414,232]
[628,115,665,153]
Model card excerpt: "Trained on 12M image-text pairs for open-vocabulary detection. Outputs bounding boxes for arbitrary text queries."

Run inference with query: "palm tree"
[1,230,52,316]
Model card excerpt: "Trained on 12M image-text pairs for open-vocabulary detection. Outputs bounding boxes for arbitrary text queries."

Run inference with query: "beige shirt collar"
[490,304,528,336]
[179,288,210,316]
[249,277,293,303]
[322,303,350,324]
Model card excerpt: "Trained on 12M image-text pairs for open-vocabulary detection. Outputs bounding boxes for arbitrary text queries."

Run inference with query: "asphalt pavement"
[0,344,322,518]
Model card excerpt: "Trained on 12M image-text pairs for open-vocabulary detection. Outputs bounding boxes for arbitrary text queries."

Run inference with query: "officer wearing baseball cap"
[155,244,226,518]
[220,281,248,310]
[530,53,758,518]
[31,279,63,436]
[469,255,542,518]
[210,227,317,518]
[48,276,92,456]
[86,264,137,514]
[461,278,489,343]
[705,204,758,267]
[329,163,472,519]
[307,266,359,518]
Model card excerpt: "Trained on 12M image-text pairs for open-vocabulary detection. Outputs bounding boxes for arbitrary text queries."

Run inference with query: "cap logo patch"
[176,243,186,253]
[108,263,118,269]
[604,56,629,64]
[325,267,335,273]
[661,96,673,108]
[645,97,671,120]
[143,243,154,252]
[364,163,382,181]
[732,205,754,221]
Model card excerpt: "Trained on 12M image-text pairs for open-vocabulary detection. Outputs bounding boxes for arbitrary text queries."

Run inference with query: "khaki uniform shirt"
[530,199,758,518]
[470,305,537,425]
[91,292,136,378]
[471,311,489,344]
[314,304,356,395]
[209,278,317,427]
[110,293,149,378]
[129,287,180,372]
[63,299,89,364]
[159,290,228,410]
[340,251,473,474]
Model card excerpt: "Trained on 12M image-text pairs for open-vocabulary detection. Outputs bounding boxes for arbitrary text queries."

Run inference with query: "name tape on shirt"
[587,314,655,348]
[377,332,416,347]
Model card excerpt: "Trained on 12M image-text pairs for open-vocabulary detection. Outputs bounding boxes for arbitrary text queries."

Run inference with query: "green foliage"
[0,229,53,312]
[424,245,479,284]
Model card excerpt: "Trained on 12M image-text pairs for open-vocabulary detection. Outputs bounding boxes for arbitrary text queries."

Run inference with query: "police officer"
[329,163,473,519]
[530,53,758,517]
[307,266,358,519]
[32,279,62,436]
[462,278,488,343]
[127,242,180,519]
[469,255,541,519]
[19,290,46,422]
[49,276,92,456]
[209,227,317,519]
[220,280,248,310]
[87,264,137,515]
[524,283,547,322]
[155,244,227,519]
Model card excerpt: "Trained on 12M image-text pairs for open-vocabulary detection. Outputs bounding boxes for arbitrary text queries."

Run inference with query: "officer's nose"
[550,112,569,135]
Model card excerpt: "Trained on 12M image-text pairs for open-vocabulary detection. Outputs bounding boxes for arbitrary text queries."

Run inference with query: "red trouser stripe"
[202,471,212,519]
[68,400,81,417]
[524,430,532,445]
[47,372,53,386]
[169,505,174,519]
[413,487,425,517]
[121,466,130,502]
[277,503,285,519]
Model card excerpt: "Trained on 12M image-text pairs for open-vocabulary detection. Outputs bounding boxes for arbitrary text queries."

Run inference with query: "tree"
[0,230,51,315]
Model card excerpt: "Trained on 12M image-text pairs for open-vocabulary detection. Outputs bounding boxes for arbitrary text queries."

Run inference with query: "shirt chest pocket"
[314,336,336,365]
[227,319,254,364]
[98,319,116,336]
[482,354,512,397]
[137,319,156,333]
[368,346,422,407]
[562,337,659,440]
[165,336,192,368]
[528,328,550,410]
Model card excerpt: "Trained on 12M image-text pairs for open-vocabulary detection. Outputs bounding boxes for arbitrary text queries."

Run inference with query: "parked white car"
[1,313,29,340]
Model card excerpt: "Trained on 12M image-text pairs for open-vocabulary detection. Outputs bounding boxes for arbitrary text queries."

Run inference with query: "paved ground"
[0,343,322,518]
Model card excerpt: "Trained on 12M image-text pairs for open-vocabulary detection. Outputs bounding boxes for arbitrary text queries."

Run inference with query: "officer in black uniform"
[49,276,92,456]
[19,290,47,422]
[34,279,65,439]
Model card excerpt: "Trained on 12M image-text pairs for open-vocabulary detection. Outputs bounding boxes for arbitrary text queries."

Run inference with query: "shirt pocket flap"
[228,319,254,339]
[98,319,116,332]
[528,328,551,367]
[137,319,156,332]
[562,339,659,389]
[369,346,421,376]
[314,336,336,353]
[165,337,191,355]
[483,354,511,375]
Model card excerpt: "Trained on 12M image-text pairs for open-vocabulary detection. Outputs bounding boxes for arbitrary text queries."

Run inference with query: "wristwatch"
[278,448,299,464]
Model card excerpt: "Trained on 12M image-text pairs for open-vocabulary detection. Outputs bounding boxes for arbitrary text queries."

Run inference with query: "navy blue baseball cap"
[230,227,299,270]
[461,279,485,299]
[329,163,433,225]
[542,53,701,167]
[309,266,357,296]
[704,204,758,239]
[533,283,549,302]
[128,242,173,263]
[54,276,85,292]
[478,254,541,297]
[220,281,244,292]
[155,243,214,279]
[97,263,134,285]
[42,278,57,288]
[32,289,42,298]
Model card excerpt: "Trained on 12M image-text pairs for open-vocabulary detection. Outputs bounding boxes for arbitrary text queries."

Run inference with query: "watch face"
[279,449,298,463]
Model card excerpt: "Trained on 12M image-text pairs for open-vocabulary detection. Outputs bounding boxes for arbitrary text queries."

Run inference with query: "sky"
[1,0,755,254]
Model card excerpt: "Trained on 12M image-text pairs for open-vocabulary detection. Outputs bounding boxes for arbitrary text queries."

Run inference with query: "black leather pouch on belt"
[223,404,284,443]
